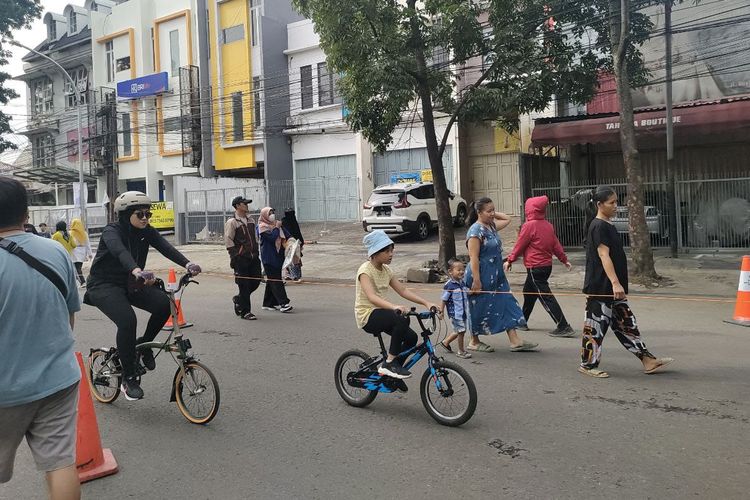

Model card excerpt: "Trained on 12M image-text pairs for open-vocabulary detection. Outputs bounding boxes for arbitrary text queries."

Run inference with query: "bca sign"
[117,72,169,99]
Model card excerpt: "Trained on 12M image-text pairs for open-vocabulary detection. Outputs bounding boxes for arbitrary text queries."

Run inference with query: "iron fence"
[531,172,750,249]
[185,186,264,244]
[28,205,108,231]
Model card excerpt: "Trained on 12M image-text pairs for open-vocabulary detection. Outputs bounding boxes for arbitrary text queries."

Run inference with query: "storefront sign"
[390,173,420,184]
[150,201,175,229]
[117,72,169,99]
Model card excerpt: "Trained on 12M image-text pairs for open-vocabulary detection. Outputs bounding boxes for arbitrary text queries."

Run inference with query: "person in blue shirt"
[438,259,472,359]
[258,206,293,313]
[0,177,81,499]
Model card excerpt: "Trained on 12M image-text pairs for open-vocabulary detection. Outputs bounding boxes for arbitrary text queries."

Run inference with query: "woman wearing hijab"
[51,221,77,258]
[70,218,93,287]
[258,207,293,313]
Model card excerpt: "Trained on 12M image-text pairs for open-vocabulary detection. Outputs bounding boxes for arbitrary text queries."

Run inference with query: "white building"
[283,19,464,222]
[89,0,201,202]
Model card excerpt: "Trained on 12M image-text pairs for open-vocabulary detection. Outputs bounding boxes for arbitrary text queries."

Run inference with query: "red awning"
[531,98,750,146]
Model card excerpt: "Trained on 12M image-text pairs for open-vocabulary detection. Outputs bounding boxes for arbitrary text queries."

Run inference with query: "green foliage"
[0,0,43,153]
[294,0,615,152]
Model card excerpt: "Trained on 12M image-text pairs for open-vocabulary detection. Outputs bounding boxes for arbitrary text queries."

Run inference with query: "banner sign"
[117,72,169,99]
[390,173,420,184]
[150,201,175,230]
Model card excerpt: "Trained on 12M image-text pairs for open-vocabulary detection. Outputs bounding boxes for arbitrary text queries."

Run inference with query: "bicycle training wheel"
[420,360,477,427]
[88,350,121,404]
[334,350,378,408]
[174,361,220,424]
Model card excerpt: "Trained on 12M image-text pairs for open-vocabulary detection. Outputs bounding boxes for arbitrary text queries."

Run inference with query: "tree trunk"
[408,0,456,271]
[417,85,457,270]
[611,0,658,280]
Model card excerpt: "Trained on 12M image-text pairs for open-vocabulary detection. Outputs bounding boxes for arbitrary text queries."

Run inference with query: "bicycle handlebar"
[152,273,199,293]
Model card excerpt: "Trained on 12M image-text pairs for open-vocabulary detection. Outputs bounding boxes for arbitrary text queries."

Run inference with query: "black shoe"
[233,296,242,316]
[378,360,412,379]
[393,378,408,393]
[549,325,576,338]
[517,324,530,331]
[140,348,156,371]
[241,312,257,320]
[121,376,144,400]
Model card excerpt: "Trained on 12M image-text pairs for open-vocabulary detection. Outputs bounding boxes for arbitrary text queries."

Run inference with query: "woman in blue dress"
[465,197,538,353]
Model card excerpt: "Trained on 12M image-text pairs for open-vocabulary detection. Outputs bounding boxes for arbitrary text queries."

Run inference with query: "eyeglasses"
[134,210,153,220]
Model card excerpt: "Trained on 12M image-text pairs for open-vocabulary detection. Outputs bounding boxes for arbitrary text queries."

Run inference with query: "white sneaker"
[262,306,276,311]
[278,304,293,313]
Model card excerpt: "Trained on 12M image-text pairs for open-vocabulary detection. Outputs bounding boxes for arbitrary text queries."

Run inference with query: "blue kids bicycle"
[334,308,477,426]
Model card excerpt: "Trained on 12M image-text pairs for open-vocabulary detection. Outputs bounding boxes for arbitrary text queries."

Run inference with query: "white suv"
[362,182,467,240]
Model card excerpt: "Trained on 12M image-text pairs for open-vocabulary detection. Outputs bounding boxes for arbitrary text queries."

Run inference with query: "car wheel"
[454,204,467,227]
[415,216,431,241]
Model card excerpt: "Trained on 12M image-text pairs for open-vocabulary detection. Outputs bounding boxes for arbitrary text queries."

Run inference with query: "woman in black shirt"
[85,191,201,400]
[579,186,673,378]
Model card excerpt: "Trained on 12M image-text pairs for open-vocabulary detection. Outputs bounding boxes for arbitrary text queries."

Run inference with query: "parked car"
[362,182,467,240]
[612,205,666,238]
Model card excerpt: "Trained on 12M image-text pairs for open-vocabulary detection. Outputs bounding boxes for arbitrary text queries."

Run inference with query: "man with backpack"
[225,196,262,320]
[0,177,81,499]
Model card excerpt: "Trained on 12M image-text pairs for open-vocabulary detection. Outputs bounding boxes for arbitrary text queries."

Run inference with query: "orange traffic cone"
[162,299,193,331]
[75,352,118,482]
[725,255,750,327]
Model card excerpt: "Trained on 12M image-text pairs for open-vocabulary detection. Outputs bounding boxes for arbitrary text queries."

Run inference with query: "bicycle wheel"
[420,360,477,427]
[334,350,378,408]
[174,361,220,424]
[88,350,121,404]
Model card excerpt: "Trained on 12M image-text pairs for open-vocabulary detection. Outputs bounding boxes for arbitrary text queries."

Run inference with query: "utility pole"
[10,40,87,227]
[664,0,678,257]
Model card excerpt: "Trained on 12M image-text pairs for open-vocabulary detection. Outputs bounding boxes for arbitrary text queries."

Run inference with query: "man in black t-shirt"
[579,187,673,378]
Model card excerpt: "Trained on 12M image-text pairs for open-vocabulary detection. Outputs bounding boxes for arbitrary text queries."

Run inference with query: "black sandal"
[438,341,453,353]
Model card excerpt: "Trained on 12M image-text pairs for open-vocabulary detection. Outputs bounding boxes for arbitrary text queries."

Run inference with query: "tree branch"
[438,58,498,158]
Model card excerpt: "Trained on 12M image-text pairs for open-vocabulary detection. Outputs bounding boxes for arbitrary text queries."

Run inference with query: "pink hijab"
[258,207,285,251]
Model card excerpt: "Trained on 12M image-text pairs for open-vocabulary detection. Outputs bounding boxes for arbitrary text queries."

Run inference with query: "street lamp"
[9,39,87,228]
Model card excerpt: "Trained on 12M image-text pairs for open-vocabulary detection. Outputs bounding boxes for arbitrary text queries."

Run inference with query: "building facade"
[15,2,101,205]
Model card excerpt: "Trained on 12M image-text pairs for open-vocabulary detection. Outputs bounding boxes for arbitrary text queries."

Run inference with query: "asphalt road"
[4,276,750,499]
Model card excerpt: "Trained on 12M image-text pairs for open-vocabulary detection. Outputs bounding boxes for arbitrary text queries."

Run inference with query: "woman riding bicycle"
[85,191,201,401]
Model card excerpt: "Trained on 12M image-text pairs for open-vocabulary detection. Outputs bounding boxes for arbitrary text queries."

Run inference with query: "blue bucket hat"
[363,230,394,257]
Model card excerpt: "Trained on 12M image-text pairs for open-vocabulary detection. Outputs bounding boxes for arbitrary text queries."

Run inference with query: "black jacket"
[88,222,189,287]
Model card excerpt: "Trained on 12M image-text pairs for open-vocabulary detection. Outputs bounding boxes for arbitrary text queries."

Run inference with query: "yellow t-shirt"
[354,261,393,328]
[51,232,77,256]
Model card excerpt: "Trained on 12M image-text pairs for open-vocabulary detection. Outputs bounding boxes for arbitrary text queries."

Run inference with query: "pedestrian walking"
[52,221,77,258]
[437,259,472,359]
[70,218,93,288]
[38,223,51,238]
[505,195,575,337]
[465,197,537,353]
[258,207,293,313]
[225,196,262,320]
[0,177,82,500]
[579,186,674,378]
[282,209,304,281]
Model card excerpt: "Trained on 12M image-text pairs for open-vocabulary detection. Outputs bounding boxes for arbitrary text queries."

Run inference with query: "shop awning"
[532,97,750,146]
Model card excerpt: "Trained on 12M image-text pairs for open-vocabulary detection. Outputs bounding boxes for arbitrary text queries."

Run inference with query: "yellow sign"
[150,201,175,229]
[420,169,433,182]
[494,128,521,153]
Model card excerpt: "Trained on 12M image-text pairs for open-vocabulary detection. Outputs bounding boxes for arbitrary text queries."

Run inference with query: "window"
[253,76,262,130]
[163,116,184,133]
[317,62,342,106]
[33,135,54,168]
[121,112,132,156]
[105,41,115,83]
[48,22,56,40]
[169,30,180,76]
[221,25,244,44]
[66,67,89,108]
[232,92,244,141]
[250,0,262,47]
[68,11,77,33]
[116,57,130,72]
[300,65,312,110]
[32,77,54,116]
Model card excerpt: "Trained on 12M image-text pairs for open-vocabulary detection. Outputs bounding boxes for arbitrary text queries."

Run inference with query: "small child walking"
[438,259,472,359]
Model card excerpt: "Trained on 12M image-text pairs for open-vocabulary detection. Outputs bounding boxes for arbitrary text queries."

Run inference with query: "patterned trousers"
[580,299,655,369]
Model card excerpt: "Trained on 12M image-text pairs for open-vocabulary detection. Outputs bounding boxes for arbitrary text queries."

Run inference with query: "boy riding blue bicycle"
[355,231,439,384]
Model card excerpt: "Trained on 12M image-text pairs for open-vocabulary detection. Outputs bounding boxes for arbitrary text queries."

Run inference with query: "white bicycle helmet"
[113,191,152,213]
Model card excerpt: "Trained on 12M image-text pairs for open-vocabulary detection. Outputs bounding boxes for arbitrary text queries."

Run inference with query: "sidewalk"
[103,221,743,299]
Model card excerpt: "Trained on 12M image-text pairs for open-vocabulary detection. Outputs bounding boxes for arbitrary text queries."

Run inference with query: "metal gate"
[373,146,454,190]
[294,155,359,221]
[185,187,263,243]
